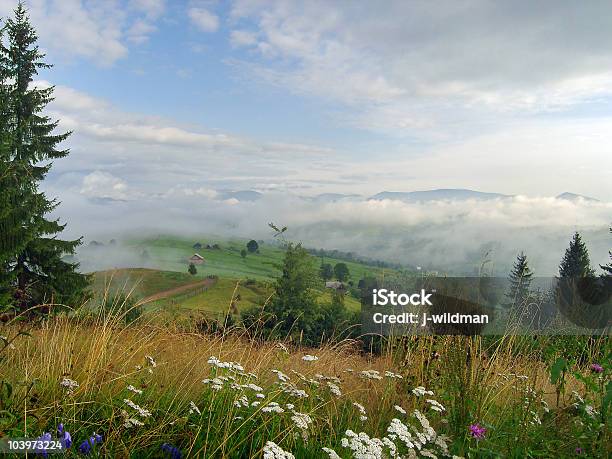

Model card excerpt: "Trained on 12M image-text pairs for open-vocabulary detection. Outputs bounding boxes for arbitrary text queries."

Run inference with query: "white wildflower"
[188,401,201,415]
[262,402,285,413]
[272,369,291,382]
[263,441,295,459]
[412,386,434,397]
[387,418,415,449]
[426,399,445,413]
[385,370,403,379]
[124,398,151,418]
[394,405,407,415]
[322,447,341,459]
[256,393,265,399]
[291,411,313,431]
[123,417,144,428]
[286,403,295,410]
[60,378,79,394]
[353,402,367,415]
[302,354,319,362]
[126,385,143,395]
[340,429,384,458]
[207,356,244,372]
[280,383,308,399]
[202,377,224,390]
[145,355,157,367]
[360,370,383,380]
[327,382,342,397]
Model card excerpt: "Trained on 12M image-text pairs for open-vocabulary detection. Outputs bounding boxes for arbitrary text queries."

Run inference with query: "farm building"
[325,281,347,292]
[189,253,205,265]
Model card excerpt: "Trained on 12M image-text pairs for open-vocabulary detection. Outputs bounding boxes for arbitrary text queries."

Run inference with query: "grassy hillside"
[88,235,384,317]
[92,268,362,318]
[124,235,391,284]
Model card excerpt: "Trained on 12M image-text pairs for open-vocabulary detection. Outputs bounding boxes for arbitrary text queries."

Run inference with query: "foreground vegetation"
[0,308,609,458]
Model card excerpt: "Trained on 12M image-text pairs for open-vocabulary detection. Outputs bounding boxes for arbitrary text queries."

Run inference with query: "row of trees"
[0,4,89,312]
[506,230,611,307]
[319,262,350,282]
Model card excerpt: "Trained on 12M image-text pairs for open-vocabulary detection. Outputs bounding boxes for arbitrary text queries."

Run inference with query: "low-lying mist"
[58,190,612,277]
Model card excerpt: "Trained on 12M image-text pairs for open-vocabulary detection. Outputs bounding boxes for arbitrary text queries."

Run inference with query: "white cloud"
[129,0,165,19]
[230,29,257,47]
[0,1,166,66]
[189,7,219,32]
[127,19,157,44]
[228,0,612,137]
[80,171,130,201]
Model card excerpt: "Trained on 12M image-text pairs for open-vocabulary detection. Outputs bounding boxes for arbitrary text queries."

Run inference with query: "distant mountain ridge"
[369,189,512,202]
[555,192,599,202]
[211,189,602,203]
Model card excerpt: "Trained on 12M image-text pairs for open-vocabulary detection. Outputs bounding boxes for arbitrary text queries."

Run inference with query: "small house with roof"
[189,253,205,265]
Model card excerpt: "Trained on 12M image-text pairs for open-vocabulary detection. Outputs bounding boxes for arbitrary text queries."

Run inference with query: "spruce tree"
[504,252,533,307]
[558,232,595,278]
[0,3,89,311]
[601,227,611,277]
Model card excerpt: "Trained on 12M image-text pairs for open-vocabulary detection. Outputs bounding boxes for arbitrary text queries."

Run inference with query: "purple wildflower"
[78,440,92,455]
[35,432,52,457]
[161,443,182,459]
[575,447,583,454]
[78,432,102,455]
[590,363,603,374]
[469,423,487,439]
[57,423,72,449]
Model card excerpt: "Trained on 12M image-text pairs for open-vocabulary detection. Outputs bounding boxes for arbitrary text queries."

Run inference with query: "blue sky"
[0,0,608,201]
[0,1,611,271]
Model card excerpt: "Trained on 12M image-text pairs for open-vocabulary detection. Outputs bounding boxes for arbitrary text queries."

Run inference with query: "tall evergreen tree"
[558,232,595,278]
[0,3,89,310]
[504,252,533,307]
[601,227,611,277]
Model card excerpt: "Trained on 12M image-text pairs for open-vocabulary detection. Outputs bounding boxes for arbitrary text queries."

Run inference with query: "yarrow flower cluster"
[341,430,385,458]
[327,382,342,397]
[121,409,145,428]
[262,440,295,459]
[321,446,341,459]
[126,384,143,395]
[272,369,291,382]
[188,401,201,415]
[411,386,434,397]
[124,398,152,418]
[353,402,368,422]
[302,354,319,362]
[426,399,446,413]
[60,378,79,395]
[385,370,403,379]
[359,370,383,380]
[203,377,225,390]
[208,356,244,372]
[262,401,285,413]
